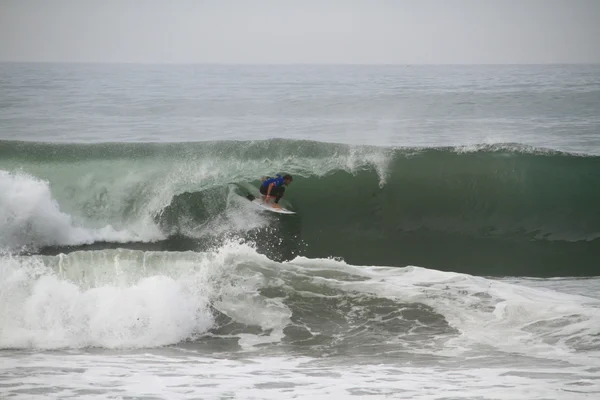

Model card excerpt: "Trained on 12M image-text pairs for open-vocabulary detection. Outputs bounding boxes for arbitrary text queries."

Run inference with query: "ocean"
[1,63,599,399]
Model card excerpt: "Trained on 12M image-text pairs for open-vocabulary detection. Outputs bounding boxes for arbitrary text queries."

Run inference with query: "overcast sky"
[1,0,599,64]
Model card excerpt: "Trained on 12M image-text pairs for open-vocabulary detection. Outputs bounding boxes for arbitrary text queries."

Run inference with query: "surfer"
[260,174,293,208]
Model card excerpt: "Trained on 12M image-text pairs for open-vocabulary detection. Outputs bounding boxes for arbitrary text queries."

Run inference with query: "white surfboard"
[250,198,296,214]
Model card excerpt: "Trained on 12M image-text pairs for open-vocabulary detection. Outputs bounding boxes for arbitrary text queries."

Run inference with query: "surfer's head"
[283,174,293,185]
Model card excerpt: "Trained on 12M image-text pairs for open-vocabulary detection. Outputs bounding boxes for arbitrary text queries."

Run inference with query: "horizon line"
[1,60,599,67]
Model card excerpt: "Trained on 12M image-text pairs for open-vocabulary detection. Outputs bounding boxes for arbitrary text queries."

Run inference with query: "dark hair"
[283,174,293,181]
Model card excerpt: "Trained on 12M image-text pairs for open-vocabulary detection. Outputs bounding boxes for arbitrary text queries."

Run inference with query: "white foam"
[0,256,210,349]
[3,242,599,368]
[1,352,596,400]
[454,142,566,155]
[0,170,162,252]
[0,242,291,349]
[283,257,600,366]
[1,245,599,398]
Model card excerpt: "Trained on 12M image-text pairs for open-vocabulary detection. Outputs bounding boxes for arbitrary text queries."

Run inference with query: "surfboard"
[246,195,296,214]
[250,198,296,214]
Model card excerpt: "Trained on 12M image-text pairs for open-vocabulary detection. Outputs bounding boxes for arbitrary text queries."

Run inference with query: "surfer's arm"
[265,183,274,201]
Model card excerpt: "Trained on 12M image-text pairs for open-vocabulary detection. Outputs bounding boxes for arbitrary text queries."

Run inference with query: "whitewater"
[1,63,599,399]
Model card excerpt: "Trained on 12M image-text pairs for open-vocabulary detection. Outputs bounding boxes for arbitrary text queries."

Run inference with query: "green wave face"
[1,139,598,276]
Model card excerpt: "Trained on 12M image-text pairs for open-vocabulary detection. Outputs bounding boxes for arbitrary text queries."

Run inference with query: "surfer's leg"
[259,185,277,203]
[259,185,268,200]
[273,187,285,203]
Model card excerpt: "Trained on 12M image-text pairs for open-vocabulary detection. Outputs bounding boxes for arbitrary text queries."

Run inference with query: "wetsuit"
[260,175,286,203]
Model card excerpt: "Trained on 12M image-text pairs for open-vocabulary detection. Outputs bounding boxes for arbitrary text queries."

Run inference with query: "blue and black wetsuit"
[260,175,286,203]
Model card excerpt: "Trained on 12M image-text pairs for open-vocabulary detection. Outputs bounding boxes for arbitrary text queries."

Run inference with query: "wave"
[0,139,392,247]
[1,243,598,367]
[1,139,599,276]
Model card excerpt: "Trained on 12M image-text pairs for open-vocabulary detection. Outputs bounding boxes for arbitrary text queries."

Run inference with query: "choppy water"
[2,63,599,152]
[1,63,599,399]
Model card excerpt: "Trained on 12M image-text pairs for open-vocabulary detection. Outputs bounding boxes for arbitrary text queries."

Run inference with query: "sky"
[0,0,599,64]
